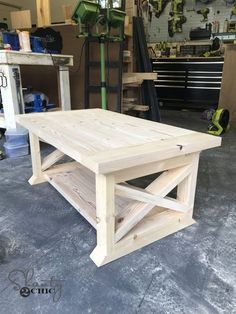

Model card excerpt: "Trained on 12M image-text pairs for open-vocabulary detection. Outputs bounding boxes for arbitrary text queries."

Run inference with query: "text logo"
[8,268,63,302]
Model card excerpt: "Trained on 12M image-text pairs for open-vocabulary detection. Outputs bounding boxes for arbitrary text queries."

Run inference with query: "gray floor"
[0,110,235,314]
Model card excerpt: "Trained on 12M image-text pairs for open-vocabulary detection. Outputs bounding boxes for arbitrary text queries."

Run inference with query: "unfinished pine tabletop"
[16,109,221,266]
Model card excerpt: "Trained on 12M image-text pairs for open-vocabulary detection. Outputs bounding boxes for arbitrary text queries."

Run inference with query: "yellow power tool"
[208,109,230,136]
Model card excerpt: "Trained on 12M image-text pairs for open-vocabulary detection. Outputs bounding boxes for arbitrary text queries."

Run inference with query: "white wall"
[148,0,234,43]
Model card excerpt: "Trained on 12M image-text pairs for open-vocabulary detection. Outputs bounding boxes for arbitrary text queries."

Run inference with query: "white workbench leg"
[90,174,116,267]
[0,65,24,129]
[58,66,71,111]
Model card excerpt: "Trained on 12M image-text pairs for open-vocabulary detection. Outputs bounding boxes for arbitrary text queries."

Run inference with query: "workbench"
[0,50,73,130]
[17,109,221,267]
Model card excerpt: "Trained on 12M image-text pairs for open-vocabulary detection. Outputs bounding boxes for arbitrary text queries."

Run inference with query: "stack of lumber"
[123,72,157,86]
[133,17,161,121]
[122,72,158,112]
[123,3,159,118]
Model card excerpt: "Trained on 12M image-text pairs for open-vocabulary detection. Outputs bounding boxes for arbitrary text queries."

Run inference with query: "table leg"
[28,132,44,185]
[90,174,116,267]
[0,65,24,129]
[90,153,200,266]
[177,152,200,217]
[58,66,71,111]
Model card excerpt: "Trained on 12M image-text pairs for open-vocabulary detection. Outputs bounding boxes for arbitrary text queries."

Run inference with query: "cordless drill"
[197,8,210,22]
[150,0,169,18]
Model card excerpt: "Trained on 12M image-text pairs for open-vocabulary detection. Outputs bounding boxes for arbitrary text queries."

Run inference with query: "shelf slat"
[44,163,132,229]
[45,165,97,228]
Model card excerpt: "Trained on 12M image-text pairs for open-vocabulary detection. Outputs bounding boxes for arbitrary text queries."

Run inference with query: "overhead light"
[72,0,100,26]
[108,9,126,28]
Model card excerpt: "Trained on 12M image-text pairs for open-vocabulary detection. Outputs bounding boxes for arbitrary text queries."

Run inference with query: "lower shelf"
[45,162,194,244]
[45,163,97,228]
[45,163,129,229]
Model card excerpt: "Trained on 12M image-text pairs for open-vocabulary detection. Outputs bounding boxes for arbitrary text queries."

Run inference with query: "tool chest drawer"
[152,57,224,109]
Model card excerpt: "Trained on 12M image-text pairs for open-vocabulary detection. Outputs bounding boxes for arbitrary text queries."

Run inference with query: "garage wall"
[17,1,121,110]
[0,0,22,27]
[20,0,78,25]
[20,24,120,111]
[20,0,122,25]
[148,0,234,42]
[20,25,85,110]
[0,0,78,28]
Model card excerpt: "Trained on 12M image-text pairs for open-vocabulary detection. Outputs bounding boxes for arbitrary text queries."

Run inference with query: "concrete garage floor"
[0,109,235,314]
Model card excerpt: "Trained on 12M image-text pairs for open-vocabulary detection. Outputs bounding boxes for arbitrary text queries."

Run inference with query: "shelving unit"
[123,1,158,115]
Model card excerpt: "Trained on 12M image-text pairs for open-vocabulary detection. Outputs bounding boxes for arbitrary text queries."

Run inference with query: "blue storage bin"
[30,36,44,53]
[3,32,20,51]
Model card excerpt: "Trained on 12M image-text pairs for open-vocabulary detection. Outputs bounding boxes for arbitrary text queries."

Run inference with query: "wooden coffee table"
[17,109,221,267]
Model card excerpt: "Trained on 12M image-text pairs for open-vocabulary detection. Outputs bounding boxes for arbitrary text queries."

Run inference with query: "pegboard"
[148,0,235,42]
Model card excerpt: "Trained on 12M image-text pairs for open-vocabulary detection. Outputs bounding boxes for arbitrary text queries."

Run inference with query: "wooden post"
[28,132,44,185]
[58,66,71,111]
[62,5,73,24]
[177,153,200,216]
[90,174,115,266]
[36,0,51,27]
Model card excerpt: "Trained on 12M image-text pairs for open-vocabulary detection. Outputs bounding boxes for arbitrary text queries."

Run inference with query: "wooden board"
[10,10,32,29]
[123,104,149,112]
[36,0,51,27]
[44,163,144,229]
[124,16,132,37]
[123,72,158,84]
[45,164,97,228]
[219,44,236,121]
[16,109,221,174]
[0,50,73,66]
[62,5,73,24]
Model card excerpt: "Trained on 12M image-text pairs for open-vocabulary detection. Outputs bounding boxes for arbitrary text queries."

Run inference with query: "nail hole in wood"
[177,144,183,150]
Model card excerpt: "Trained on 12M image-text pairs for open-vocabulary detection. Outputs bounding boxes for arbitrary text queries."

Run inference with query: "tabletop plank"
[16,109,221,173]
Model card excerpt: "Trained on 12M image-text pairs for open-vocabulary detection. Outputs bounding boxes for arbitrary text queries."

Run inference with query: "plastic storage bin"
[30,36,44,53]
[3,32,20,51]
[5,128,29,145]
[4,142,29,158]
